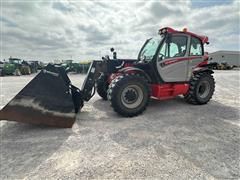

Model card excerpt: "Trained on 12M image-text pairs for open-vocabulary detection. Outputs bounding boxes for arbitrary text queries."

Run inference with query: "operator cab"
[136,27,208,83]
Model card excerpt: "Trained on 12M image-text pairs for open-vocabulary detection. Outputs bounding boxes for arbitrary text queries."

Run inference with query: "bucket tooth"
[0,64,83,128]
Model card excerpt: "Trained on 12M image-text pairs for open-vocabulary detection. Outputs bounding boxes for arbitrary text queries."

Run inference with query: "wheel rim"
[121,84,144,109]
[198,81,210,99]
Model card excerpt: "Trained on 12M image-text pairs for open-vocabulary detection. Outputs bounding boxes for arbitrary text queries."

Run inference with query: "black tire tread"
[184,72,215,105]
[107,74,150,117]
[97,74,109,100]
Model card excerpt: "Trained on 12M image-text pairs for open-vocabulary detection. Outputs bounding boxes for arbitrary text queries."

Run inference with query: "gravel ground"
[0,70,239,179]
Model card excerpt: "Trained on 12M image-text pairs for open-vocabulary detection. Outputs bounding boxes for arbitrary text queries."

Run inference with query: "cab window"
[158,35,188,60]
[190,37,203,56]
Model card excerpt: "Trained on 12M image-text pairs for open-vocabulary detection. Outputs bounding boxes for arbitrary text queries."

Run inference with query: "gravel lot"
[0,70,239,179]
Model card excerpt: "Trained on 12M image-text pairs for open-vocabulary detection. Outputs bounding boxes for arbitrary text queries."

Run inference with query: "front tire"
[107,74,150,117]
[184,72,215,105]
[14,69,21,76]
[97,73,109,100]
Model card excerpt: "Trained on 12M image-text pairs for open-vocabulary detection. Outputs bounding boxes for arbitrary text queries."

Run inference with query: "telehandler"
[0,27,217,128]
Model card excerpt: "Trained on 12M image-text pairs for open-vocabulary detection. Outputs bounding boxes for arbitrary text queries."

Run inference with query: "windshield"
[9,59,21,64]
[139,35,164,61]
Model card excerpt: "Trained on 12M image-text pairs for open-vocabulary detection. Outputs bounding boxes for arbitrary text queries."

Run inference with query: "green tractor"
[74,61,91,74]
[0,58,32,76]
[80,61,91,73]
[28,61,44,73]
[9,58,31,75]
[0,61,17,76]
[0,59,21,76]
[60,60,74,73]
[60,60,91,74]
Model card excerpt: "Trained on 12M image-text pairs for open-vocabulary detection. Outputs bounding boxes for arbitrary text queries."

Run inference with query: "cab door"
[156,34,190,82]
[186,36,205,81]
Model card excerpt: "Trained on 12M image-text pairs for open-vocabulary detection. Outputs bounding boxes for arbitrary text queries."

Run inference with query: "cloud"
[0,16,18,27]
[150,1,185,18]
[52,1,74,12]
[0,0,239,61]
[78,24,113,43]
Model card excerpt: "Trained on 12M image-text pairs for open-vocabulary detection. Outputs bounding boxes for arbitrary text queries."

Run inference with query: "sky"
[0,0,240,62]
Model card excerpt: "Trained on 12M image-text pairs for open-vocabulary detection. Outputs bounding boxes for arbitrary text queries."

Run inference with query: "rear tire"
[184,72,215,105]
[97,73,109,100]
[107,74,150,117]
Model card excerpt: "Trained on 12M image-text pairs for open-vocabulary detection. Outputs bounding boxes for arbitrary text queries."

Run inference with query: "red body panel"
[151,83,189,100]
[108,72,190,100]
[197,54,208,67]
[108,63,134,83]
[160,27,209,44]
[108,72,121,84]
[163,56,201,66]
[197,60,208,67]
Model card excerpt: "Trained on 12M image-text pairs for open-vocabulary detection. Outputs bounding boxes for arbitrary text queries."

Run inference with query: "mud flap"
[0,64,83,128]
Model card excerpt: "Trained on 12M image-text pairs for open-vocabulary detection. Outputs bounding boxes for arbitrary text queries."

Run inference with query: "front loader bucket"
[0,64,83,128]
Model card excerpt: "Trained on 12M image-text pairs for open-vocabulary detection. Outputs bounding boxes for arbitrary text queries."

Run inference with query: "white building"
[209,51,240,66]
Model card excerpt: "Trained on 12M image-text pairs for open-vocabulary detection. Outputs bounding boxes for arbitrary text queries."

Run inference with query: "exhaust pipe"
[0,64,83,128]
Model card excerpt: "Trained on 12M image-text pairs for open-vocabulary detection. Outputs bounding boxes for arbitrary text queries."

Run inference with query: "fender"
[193,65,215,74]
[199,62,218,69]
[117,66,152,82]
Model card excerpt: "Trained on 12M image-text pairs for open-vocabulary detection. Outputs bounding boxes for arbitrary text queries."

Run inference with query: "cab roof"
[159,27,209,44]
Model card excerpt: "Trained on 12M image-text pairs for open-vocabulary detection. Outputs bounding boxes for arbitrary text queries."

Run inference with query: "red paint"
[151,83,189,100]
[164,27,176,33]
[108,65,141,84]
[109,75,190,100]
[197,54,208,67]
[164,56,200,66]
[197,60,208,67]
[160,27,209,44]
[108,72,122,84]
[124,63,133,68]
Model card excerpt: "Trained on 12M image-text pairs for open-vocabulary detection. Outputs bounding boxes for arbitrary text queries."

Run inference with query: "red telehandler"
[0,27,217,128]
